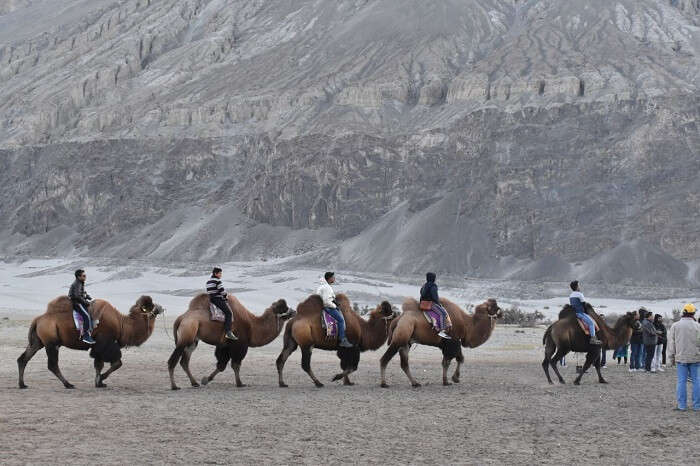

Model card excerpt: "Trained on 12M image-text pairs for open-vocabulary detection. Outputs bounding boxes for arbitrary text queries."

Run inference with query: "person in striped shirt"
[207,267,237,340]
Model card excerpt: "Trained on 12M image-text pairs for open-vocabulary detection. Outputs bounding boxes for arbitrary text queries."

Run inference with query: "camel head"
[270,299,296,320]
[131,295,165,319]
[481,298,502,319]
[370,300,399,321]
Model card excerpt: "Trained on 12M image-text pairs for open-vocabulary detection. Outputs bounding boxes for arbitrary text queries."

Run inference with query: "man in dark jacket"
[420,272,451,338]
[642,311,659,372]
[69,269,95,344]
[629,309,644,371]
[653,314,667,371]
[207,267,237,340]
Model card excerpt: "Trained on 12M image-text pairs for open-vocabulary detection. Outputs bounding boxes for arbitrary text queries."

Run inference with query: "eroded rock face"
[0,0,699,283]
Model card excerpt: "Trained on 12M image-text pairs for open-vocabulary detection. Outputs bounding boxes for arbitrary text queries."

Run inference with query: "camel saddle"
[209,303,226,322]
[72,302,99,336]
[321,310,338,338]
[577,316,599,336]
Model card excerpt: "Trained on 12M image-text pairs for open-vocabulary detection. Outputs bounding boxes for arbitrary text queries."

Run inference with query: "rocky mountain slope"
[1,0,699,286]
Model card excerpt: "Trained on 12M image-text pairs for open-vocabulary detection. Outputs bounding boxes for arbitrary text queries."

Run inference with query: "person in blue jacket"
[569,280,602,345]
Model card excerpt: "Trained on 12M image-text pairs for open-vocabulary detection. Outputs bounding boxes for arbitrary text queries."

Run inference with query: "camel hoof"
[380,382,389,388]
[451,376,460,384]
[573,380,581,386]
[314,381,324,388]
[64,383,75,389]
[200,377,209,386]
[412,382,421,388]
[599,379,608,384]
[19,383,28,389]
[443,381,452,386]
[236,383,247,388]
[279,382,288,388]
[191,382,200,388]
[96,382,107,388]
[171,385,180,391]
[331,374,344,382]
[343,380,355,386]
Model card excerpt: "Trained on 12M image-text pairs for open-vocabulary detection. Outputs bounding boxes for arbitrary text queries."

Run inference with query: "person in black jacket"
[652,314,666,372]
[641,311,659,372]
[419,272,451,338]
[69,269,95,344]
[629,309,644,371]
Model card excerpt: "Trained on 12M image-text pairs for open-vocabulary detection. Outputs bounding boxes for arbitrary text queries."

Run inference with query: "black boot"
[225,330,238,341]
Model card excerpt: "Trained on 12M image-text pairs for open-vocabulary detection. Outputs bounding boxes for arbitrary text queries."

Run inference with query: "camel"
[168,293,294,390]
[17,295,164,389]
[275,294,396,387]
[542,304,639,385]
[379,298,502,387]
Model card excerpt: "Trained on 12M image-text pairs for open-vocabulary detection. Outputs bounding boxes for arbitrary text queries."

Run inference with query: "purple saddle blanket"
[72,310,96,336]
[321,310,338,338]
[209,303,226,322]
[422,303,449,332]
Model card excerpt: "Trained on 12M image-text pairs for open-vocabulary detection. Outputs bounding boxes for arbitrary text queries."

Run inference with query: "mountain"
[1,0,699,286]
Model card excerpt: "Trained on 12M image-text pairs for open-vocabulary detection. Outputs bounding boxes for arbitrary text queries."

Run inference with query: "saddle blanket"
[209,303,226,322]
[422,302,450,332]
[577,317,600,335]
[321,310,338,338]
[72,308,96,336]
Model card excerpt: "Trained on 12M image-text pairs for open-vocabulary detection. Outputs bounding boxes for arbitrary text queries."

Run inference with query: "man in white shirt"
[317,272,353,348]
[667,303,700,411]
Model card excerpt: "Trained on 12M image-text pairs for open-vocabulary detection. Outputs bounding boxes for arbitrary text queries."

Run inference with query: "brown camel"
[275,294,396,387]
[542,304,639,385]
[17,295,164,389]
[167,293,294,390]
[379,298,502,387]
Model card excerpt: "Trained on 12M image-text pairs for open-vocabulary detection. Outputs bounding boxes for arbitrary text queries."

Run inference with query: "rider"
[569,280,602,345]
[420,272,451,338]
[69,269,96,344]
[317,272,353,348]
[207,267,237,341]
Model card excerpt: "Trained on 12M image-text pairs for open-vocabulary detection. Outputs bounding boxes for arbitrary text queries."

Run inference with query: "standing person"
[642,311,658,372]
[419,272,451,338]
[630,310,644,372]
[639,307,648,368]
[653,314,666,372]
[614,344,629,365]
[667,304,700,411]
[568,281,601,345]
[69,269,95,344]
[207,267,237,340]
[317,272,353,348]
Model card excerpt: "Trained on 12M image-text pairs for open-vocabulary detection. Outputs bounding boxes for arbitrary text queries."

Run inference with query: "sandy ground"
[0,316,696,466]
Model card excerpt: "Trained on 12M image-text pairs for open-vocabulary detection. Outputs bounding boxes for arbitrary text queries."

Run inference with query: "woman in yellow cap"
[667,303,700,411]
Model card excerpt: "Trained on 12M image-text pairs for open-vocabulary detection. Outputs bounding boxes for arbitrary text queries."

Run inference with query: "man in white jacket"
[667,303,700,411]
[317,272,353,348]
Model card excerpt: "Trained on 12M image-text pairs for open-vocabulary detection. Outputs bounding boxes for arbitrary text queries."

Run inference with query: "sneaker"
[339,338,354,348]
[81,334,96,345]
[658,368,665,372]
[224,330,238,341]
[601,365,607,369]
[589,337,602,345]
[628,368,635,372]
[437,331,451,339]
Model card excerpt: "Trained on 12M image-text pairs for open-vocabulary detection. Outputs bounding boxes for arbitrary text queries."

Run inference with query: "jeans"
[323,307,347,341]
[73,302,92,334]
[676,362,700,411]
[630,343,643,369]
[210,296,233,332]
[576,312,596,337]
[640,344,646,367]
[644,344,655,371]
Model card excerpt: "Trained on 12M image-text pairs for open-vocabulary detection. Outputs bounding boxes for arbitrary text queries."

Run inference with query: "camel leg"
[301,346,323,388]
[574,351,596,385]
[17,339,44,389]
[98,360,122,384]
[440,339,459,386]
[167,346,185,390]
[592,349,607,384]
[452,347,464,383]
[275,338,298,388]
[94,358,106,388]
[399,345,421,388]
[332,347,359,385]
[379,345,399,388]
[542,339,557,384]
[229,343,249,387]
[180,343,199,388]
[201,345,230,387]
[45,345,74,389]
[549,349,568,384]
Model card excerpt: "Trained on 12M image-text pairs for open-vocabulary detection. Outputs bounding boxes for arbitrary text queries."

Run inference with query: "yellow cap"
[683,303,696,314]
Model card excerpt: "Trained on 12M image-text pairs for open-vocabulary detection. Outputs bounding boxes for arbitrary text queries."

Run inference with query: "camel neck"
[248,309,283,347]
[118,312,155,347]
[359,313,391,351]
[464,312,496,348]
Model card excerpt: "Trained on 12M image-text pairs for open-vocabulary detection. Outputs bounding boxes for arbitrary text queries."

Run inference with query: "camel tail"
[173,315,183,346]
[543,324,553,346]
[282,319,294,347]
[27,318,39,345]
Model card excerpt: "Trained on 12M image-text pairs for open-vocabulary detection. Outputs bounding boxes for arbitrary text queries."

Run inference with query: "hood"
[426,272,436,283]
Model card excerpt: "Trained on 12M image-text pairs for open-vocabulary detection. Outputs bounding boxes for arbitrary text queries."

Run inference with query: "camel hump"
[295,294,325,316]
[402,297,421,313]
[45,296,73,314]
